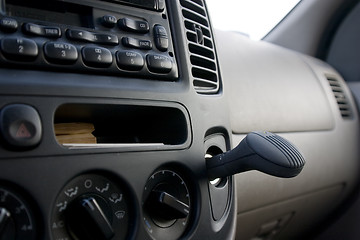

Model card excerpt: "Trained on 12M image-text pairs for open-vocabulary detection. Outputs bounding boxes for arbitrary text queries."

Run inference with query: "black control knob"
[0,187,37,240]
[0,208,14,239]
[148,190,189,221]
[66,195,114,240]
[51,174,130,240]
[207,131,305,180]
[143,170,191,240]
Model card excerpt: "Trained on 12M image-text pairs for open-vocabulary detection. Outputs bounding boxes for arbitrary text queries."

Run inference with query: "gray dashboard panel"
[214,29,360,239]
[216,30,334,134]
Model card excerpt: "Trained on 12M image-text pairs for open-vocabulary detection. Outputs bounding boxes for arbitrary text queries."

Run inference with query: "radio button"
[82,46,113,67]
[1,37,38,61]
[23,23,43,35]
[0,18,18,32]
[101,15,117,28]
[157,0,166,11]
[146,54,172,73]
[44,27,62,38]
[122,37,152,50]
[155,38,168,52]
[116,51,144,71]
[118,18,149,33]
[67,29,118,46]
[154,24,167,37]
[139,40,152,49]
[44,42,78,63]
[23,23,61,38]
[67,29,96,42]
[154,24,168,51]
[95,33,119,45]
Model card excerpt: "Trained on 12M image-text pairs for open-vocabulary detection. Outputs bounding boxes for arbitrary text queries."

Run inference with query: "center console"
[0,0,235,240]
[0,0,178,79]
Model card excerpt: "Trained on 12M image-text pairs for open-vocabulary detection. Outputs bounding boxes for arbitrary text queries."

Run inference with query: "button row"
[0,18,61,38]
[1,16,150,35]
[0,38,173,73]
[66,31,158,50]
[0,17,168,51]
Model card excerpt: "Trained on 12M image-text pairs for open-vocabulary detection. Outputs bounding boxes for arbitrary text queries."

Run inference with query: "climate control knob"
[66,195,114,240]
[0,208,13,238]
[143,170,191,240]
[147,190,189,221]
[51,173,131,240]
[0,186,37,240]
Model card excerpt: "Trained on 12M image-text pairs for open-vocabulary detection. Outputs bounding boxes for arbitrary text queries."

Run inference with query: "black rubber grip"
[206,131,305,180]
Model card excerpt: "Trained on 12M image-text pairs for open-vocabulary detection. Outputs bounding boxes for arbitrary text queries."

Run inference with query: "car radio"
[0,0,178,80]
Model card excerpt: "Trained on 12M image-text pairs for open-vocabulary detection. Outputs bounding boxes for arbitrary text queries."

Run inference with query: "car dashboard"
[0,0,359,240]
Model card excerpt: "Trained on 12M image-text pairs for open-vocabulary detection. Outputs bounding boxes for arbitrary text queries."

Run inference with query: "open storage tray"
[54,102,191,150]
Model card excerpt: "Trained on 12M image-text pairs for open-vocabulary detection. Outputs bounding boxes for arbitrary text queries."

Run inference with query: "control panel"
[0,0,178,80]
[0,0,236,239]
[51,173,132,240]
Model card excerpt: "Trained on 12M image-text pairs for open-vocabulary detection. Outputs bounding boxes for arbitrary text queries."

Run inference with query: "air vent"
[180,0,220,94]
[326,76,352,119]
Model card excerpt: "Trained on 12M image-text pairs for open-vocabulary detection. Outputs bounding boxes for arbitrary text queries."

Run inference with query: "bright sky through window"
[206,0,301,40]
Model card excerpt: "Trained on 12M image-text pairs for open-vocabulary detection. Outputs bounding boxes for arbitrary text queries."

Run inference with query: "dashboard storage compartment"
[54,103,190,149]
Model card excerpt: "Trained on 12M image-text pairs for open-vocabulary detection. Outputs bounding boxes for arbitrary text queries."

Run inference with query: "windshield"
[206,0,301,40]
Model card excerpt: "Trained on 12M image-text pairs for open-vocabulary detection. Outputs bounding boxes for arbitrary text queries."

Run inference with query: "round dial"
[143,170,191,240]
[0,187,37,240]
[51,173,130,240]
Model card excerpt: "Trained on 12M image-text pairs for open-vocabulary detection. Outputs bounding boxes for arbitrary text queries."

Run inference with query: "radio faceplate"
[0,0,178,80]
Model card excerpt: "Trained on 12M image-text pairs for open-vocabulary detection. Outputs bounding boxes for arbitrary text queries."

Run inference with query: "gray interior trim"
[264,0,343,56]
[214,28,360,239]
[216,31,334,133]
[326,2,360,82]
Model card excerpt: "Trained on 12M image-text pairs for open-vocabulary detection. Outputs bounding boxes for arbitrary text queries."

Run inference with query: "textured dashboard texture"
[215,30,360,239]
[216,31,334,133]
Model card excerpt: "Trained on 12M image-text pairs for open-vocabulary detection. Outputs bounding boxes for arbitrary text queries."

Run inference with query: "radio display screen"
[5,0,93,28]
[107,0,156,9]
[103,0,162,11]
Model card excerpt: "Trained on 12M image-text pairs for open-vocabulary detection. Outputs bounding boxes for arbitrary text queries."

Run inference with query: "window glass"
[206,0,301,40]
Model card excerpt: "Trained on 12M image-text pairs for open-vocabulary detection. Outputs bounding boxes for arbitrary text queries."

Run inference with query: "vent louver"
[326,76,352,119]
[180,0,219,94]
